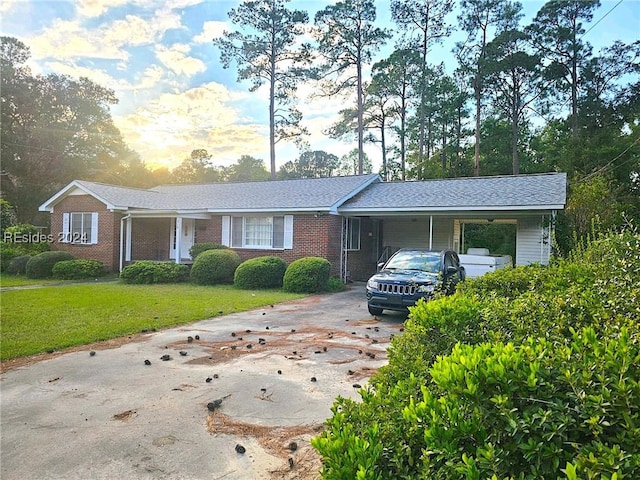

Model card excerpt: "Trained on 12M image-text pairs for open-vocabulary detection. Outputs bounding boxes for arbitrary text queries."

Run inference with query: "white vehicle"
[458,248,512,279]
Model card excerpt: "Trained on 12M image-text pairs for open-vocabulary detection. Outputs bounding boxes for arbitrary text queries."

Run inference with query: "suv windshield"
[385,251,441,274]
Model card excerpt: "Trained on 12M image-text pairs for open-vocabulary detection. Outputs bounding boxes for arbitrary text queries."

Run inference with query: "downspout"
[119,214,131,272]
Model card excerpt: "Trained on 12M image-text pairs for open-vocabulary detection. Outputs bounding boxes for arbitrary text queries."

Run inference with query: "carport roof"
[338,172,567,214]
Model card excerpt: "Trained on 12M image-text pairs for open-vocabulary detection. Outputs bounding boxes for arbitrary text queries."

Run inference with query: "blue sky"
[1,0,638,172]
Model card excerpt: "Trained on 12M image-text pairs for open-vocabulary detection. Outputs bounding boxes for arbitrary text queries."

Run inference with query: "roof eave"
[338,204,566,215]
[38,180,119,212]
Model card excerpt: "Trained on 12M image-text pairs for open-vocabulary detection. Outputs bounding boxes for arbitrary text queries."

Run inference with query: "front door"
[170,218,195,260]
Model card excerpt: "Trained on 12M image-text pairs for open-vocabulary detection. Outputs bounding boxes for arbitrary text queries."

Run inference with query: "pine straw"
[207,410,324,479]
[182,324,393,367]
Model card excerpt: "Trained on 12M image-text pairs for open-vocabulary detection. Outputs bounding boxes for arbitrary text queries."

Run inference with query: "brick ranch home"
[39,172,567,281]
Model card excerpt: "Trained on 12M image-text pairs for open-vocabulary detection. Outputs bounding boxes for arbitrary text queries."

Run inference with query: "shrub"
[326,276,347,292]
[6,255,32,275]
[282,257,331,293]
[52,259,106,280]
[190,249,241,285]
[120,261,189,284]
[189,242,227,260]
[25,251,74,279]
[313,228,640,479]
[234,256,287,289]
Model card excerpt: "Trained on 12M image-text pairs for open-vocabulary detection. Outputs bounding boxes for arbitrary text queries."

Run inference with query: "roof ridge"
[76,180,160,193]
[382,172,564,184]
[152,173,379,189]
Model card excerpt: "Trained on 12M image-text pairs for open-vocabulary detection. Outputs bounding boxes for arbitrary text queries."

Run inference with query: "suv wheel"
[368,305,383,316]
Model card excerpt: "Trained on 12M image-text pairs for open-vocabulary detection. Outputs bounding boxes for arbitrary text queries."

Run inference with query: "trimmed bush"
[189,242,227,260]
[313,229,640,479]
[234,256,287,289]
[52,259,106,280]
[25,251,74,278]
[6,255,32,275]
[190,249,241,285]
[120,261,189,284]
[282,257,331,293]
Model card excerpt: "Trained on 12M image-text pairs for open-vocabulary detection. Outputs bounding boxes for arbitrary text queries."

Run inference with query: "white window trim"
[62,212,98,244]
[222,215,293,250]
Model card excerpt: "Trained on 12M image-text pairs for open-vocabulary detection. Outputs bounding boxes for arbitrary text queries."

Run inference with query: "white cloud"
[194,21,228,43]
[155,43,206,76]
[75,0,129,18]
[27,8,182,62]
[113,82,267,169]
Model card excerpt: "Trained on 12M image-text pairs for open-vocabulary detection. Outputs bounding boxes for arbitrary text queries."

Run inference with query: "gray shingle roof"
[71,174,381,212]
[338,173,567,213]
[42,173,566,215]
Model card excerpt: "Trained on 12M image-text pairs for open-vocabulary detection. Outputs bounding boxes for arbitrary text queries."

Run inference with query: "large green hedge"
[25,251,74,279]
[190,249,241,285]
[120,261,189,284]
[282,257,331,293]
[234,256,287,289]
[313,229,640,479]
[52,259,106,280]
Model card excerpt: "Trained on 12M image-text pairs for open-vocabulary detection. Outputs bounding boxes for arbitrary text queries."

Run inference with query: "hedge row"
[119,250,335,293]
[313,229,640,479]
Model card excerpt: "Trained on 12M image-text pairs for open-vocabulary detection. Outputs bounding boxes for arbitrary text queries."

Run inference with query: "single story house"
[39,172,567,281]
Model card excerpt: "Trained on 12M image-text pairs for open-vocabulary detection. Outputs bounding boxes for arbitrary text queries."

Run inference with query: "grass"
[0,282,305,361]
[0,273,59,288]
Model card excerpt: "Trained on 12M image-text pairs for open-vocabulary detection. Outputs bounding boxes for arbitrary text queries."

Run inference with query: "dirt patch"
[207,410,324,479]
[0,332,154,374]
[112,409,137,422]
[179,325,390,368]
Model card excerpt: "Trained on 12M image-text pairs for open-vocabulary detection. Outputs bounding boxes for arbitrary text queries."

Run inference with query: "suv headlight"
[417,284,435,293]
[367,279,379,290]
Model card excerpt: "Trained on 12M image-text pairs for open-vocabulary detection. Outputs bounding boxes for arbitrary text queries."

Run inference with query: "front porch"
[119,214,213,271]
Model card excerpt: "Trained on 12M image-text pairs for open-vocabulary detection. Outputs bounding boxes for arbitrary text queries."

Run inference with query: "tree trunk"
[357,56,364,175]
[269,51,276,180]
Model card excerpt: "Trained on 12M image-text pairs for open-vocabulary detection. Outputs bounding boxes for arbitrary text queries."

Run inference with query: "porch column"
[429,215,433,250]
[175,216,183,264]
[125,217,132,262]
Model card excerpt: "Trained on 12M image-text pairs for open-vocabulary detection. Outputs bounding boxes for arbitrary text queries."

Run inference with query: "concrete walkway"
[0,284,405,480]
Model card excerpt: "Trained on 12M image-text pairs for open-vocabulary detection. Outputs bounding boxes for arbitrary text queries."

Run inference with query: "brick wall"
[130,218,168,261]
[194,214,344,277]
[51,195,121,272]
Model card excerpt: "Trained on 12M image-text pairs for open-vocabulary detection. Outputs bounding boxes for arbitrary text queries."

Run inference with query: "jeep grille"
[378,283,416,295]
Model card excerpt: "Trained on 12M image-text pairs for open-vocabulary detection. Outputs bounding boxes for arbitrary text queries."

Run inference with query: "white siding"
[382,217,453,250]
[516,216,551,265]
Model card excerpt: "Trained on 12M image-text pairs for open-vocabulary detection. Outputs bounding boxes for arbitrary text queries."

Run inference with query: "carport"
[337,173,567,281]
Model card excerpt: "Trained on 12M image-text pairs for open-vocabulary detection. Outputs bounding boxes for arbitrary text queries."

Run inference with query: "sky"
[1,0,639,173]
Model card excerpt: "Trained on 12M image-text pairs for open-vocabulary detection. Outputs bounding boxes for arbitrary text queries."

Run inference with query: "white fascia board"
[338,205,565,215]
[127,210,211,219]
[205,207,332,215]
[38,180,118,212]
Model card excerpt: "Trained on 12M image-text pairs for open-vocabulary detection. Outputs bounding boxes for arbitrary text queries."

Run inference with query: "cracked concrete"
[0,284,406,480]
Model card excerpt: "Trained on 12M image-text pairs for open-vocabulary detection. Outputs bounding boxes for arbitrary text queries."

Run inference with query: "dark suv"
[366,249,465,315]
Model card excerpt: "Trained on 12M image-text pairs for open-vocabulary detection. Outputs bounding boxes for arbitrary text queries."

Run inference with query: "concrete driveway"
[0,284,405,480]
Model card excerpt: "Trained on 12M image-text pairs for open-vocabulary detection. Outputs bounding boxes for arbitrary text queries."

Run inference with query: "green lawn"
[0,273,59,288]
[0,282,304,361]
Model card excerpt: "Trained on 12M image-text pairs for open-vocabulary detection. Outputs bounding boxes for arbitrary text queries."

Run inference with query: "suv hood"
[371,269,439,285]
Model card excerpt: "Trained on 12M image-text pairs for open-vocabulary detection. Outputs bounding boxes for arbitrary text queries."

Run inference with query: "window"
[346,217,360,251]
[62,212,98,244]
[224,215,293,249]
